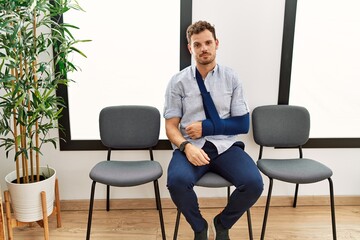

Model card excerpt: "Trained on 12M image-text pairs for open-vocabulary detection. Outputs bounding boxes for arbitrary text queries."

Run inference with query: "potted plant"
[0,0,87,222]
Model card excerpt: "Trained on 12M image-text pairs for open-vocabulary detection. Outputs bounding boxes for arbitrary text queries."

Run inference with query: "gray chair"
[252,105,336,240]
[173,142,253,240]
[86,105,166,240]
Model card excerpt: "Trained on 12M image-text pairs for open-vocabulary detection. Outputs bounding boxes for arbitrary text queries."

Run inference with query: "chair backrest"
[252,105,310,148]
[99,105,160,149]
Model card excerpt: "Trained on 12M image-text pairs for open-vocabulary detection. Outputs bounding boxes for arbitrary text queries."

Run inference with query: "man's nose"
[200,45,208,52]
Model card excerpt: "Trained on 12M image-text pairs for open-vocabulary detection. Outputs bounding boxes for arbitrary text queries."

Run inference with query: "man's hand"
[184,143,210,166]
[185,121,202,139]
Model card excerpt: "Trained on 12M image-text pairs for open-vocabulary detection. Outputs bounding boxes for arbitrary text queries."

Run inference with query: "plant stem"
[11,67,21,184]
[32,9,40,182]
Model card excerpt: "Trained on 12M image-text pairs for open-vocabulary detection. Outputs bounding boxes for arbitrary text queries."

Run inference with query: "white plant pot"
[5,166,56,222]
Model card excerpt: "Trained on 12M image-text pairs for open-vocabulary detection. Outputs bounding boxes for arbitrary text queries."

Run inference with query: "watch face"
[180,141,189,152]
[180,142,185,152]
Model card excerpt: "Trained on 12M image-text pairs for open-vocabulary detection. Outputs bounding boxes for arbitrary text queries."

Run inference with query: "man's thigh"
[167,150,209,186]
[210,146,260,186]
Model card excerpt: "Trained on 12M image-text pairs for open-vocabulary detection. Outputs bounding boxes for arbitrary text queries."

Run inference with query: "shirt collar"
[191,64,219,79]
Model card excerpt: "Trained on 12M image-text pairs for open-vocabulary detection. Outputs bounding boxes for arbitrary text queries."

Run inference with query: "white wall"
[1,0,360,200]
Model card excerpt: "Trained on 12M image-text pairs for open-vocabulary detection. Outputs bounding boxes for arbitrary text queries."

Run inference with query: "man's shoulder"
[177,65,192,75]
[170,65,193,82]
[216,65,240,85]
[217,64,237,75]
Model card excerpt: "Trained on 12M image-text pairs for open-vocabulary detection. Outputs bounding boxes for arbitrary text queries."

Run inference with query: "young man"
[163,20,263,240]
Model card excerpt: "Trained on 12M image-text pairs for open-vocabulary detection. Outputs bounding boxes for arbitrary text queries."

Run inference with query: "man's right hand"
[184,144,210,166]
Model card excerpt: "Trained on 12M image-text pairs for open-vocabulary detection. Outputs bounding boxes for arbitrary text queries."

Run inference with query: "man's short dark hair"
[186,20,217,44]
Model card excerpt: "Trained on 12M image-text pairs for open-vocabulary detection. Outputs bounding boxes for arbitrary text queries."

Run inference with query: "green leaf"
[69,46,87,58]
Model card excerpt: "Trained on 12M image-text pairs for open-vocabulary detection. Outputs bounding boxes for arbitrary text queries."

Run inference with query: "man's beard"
[197,53,215,65]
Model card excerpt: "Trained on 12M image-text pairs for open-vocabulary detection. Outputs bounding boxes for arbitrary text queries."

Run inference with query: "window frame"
[55,0,192,150]
[278,0,360,148]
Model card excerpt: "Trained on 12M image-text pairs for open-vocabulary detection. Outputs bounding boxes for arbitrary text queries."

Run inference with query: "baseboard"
[60,195,360,211]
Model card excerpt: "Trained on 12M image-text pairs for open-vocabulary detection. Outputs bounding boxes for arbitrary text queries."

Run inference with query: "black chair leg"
[173,209,181,240]
[293,183,299,208]
[106,185,110,211]
[260,178,273,240]
[328,178,337,240]
[227,186,231,202]
[86,181,97,240]
[154,180,166,240]
[246,209,253,240]
[153,181,160,210]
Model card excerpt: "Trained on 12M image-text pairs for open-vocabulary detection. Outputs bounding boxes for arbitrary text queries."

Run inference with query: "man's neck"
[196,62,216,79]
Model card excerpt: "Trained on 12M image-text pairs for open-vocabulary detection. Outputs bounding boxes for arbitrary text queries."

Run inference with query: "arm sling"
[195,68,249,136]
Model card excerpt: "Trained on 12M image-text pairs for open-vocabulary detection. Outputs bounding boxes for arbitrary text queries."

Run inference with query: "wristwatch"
[179,140,191,152]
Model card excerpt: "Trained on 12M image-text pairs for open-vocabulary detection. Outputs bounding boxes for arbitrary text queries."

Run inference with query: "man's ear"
[187,44,192,54]
[215,39,219,50]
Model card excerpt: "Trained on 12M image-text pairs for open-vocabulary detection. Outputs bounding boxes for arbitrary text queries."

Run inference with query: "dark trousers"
[167,141,263,232]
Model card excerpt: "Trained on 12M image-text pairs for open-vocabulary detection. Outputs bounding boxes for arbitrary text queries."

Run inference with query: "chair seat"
[196,172,232,187]
[90,160,163,187]
[257,158,333,184]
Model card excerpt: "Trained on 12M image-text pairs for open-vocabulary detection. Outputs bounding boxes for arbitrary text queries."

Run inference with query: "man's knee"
[250,176,264,198]
[167,175,194,193]
[236,176,263,199]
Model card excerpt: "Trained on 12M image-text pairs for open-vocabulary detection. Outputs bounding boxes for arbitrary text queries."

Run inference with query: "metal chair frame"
[86,106,166,240]
[86,146,166,240]
[258,145,337,240]
[252,105,337,240]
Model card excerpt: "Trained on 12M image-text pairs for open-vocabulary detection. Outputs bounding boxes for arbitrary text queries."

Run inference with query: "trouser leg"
[210,145,264,229]
[167,141,263,231]
[167,149,210,232]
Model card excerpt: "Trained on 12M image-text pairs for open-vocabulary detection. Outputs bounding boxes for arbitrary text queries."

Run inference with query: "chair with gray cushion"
[86,105,166,240]
[173,142,253,240]
[252,105,336,240]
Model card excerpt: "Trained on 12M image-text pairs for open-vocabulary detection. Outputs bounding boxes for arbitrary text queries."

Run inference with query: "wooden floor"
[6,205,360,240]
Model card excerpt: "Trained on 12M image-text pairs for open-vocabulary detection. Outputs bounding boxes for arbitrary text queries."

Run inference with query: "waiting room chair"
[252,105,336,240]
[86,105,166,240]
[173,142,253,240]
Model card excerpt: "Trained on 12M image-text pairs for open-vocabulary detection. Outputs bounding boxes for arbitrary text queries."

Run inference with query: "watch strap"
[179,140,191,152]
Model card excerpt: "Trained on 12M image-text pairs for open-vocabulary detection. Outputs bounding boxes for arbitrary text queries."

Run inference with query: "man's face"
[188,29,219,66]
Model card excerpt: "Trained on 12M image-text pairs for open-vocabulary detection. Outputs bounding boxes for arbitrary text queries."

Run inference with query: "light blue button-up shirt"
[163,64,249,154]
